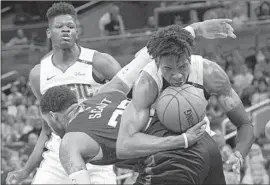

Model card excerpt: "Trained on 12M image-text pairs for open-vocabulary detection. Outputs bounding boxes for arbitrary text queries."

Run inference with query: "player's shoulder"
[92,51,111,64]
[29,64,40,79]
[133,71,159,102]
[202,58,226,76]
[78,46,96,62]
[202,58,230,95]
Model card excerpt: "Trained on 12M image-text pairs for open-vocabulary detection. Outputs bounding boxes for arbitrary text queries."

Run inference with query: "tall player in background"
[117,24,254,184]
[6,2,122,184]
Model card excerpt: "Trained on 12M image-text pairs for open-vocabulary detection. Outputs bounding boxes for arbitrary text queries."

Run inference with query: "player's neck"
[52,44,80,66]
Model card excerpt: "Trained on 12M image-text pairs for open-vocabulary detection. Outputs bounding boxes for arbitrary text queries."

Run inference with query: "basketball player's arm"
[22,65,52,174]
[60,132,100,184]
[203,59,255,157]
[117,72,187,159]
[92,51,122,82]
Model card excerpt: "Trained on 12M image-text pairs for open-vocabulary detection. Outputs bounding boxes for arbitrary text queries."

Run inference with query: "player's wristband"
[233,151,244,167]
[184,26,196,38]
[182,133,188,148]
[69,170,91,184]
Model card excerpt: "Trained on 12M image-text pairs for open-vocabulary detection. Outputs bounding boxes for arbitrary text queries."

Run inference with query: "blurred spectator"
[99,4,125,36]
[233,64,253,95]
[21,132,38,156]
[203,9,218,21]
[242,156,269,184]
[5,29,29,47]
[6,84,23,105]
[189,9,199,24]
[245,47,258,73]
[231,2,248,25]
[16,75,28,94]
[174,15,184,26]
[251,78,269,105]
[255,1,270,20]
[144,16,156,34]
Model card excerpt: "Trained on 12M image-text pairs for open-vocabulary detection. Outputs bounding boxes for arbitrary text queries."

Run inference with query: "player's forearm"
[23,128,50,174]
[226,104,255,157]
[218,90,255,157]
[117,132,185,159]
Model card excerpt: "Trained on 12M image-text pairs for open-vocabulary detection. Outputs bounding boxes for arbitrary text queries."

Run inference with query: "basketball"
[156,84,208,133]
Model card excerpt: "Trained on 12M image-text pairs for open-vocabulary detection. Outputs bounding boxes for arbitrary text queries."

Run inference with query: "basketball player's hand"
[6,169,29,184]
[226,151,243,184]
[185,120,207,147]
[193,19,236,39]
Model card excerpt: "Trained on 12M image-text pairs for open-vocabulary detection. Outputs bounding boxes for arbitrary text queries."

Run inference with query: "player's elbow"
[116,138,133,159]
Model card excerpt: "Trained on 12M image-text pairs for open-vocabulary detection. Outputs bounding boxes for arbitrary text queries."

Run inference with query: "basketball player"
[38,20,239,184]
[37,19,237,184]
[38,58,207,184]
[6,6,238,183]
[116,25,255,184]
[6,2,122,184]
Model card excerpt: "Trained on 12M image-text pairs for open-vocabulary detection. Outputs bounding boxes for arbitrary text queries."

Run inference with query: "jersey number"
[67,84,95,100]
[108,99,130,128]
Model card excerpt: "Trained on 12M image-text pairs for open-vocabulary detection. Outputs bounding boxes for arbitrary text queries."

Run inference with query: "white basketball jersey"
[40,47,104,152]
[142,55,215,136]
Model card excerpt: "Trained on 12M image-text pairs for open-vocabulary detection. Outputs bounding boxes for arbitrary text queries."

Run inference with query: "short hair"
[40,85,77,114]
[146,24,195,61]
[46,2,77,21]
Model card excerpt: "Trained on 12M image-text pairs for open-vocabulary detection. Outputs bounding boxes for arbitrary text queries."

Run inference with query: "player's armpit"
[203,59,254,157]
[92,52,122,81]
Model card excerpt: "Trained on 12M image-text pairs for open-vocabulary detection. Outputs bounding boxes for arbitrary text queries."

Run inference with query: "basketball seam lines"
[181,87,206,104]
[176,93,182,132]
[159,93,179,127]
[178,90,200,125]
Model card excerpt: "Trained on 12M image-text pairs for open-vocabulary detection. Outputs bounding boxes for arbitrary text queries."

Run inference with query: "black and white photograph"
[1,1,270,185]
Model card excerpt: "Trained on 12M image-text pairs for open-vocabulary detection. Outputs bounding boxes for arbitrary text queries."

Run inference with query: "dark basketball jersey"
[66,91,129,165]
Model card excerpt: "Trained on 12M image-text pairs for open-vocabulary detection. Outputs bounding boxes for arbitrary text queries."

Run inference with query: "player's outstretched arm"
[59,132,100,184]
[6,65,51,184]
[203,59,255,158]
[116,72,205,159]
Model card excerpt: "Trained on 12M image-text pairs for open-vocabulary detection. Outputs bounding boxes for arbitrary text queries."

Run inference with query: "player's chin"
[170,82,184,87]
[59,42,75,48]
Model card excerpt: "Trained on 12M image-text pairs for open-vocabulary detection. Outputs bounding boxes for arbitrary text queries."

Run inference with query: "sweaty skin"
[203,59,254,157]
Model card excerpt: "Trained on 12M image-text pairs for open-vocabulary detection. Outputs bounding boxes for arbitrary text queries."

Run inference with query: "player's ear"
[46,28,52,39]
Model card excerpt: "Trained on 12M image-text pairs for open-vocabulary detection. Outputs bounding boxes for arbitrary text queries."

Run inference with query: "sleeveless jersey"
[66,90,156,165]
[66,91,128,165]
[142,55,215,135]
[40,47,104,153]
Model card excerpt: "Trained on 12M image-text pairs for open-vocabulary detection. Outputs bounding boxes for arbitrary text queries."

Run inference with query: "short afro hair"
[146,24,195,60]
[46,2,77,21]
[40,85,77,114]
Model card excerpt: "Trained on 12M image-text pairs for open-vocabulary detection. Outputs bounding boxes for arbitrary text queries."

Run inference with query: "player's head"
[40,85,78,137]
[147,25,194,86]
[46,2,78,49]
